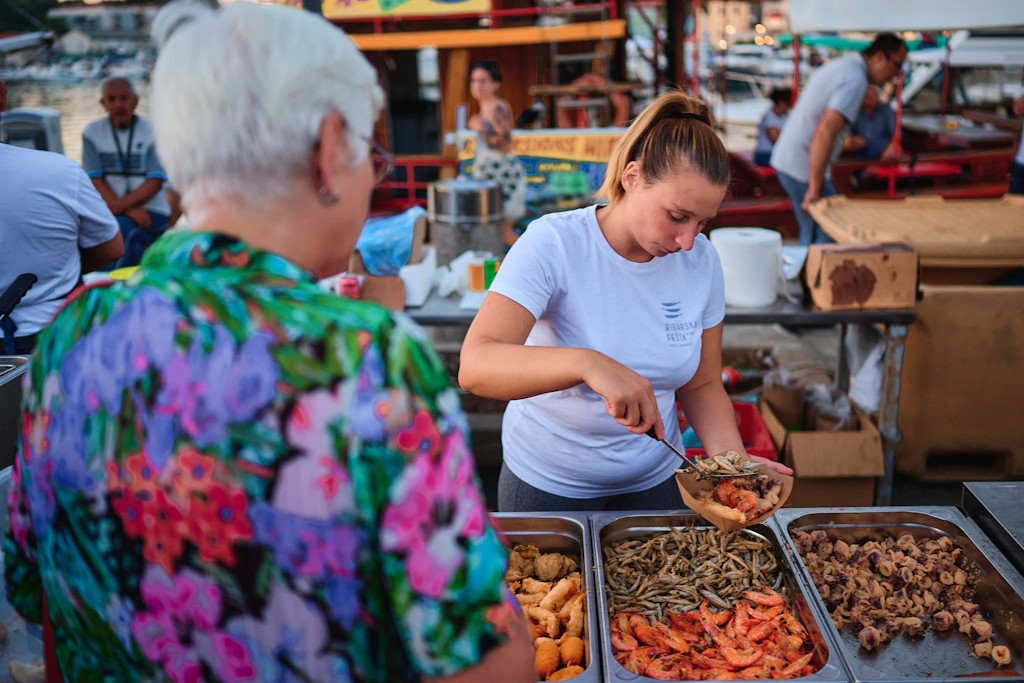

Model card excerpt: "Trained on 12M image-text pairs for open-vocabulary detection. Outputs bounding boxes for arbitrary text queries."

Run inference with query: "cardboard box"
[343,261,407,312]
[803,242,918,311]
[760,399,884,507]
[358,275,406,311]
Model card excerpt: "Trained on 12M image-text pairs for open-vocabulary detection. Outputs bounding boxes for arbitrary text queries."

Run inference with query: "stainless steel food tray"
[0,357,30,384]
[963,483,1024,577]
[771,507,1024,683]
[591,511,849,683]
[493,512,601,683]
[0,356,29,470]
[0,466,44,672]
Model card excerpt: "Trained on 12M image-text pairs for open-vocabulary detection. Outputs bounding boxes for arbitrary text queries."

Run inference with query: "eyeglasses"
[313,130,395,188]
[363,135,395,187]
[884,52,905,71]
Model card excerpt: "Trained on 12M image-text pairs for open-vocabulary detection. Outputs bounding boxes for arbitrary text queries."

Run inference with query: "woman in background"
[468,59,527,246]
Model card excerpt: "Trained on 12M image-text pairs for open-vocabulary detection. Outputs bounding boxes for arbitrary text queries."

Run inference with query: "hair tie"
[671,112,708,125]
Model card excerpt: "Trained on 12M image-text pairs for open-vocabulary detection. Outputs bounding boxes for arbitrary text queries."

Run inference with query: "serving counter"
[0,501,1021,681]
[496,505,1024,683]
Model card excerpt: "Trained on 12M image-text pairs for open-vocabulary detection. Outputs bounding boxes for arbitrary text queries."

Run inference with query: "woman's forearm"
[676,381,744,456]
[459,341,596,401]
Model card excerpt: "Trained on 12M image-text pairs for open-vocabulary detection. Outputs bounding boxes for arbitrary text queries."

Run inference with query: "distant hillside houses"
[47,2,159,52]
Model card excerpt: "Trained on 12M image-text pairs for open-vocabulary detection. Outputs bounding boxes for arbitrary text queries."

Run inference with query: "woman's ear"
[312,112,349,192]
[620,160,642,193]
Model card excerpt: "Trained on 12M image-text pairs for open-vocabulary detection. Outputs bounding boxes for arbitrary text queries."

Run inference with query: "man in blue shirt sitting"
[847,86,896,160]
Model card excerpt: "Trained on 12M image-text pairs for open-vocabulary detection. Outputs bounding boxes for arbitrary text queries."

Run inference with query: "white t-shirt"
[1016,88,1024,166]
[82,115,170,215]
[489,205,726,498]
[771,53,868,182]
[0,144,119,336]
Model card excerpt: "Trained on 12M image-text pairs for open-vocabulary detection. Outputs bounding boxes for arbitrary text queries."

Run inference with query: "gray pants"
[497,463,686,512]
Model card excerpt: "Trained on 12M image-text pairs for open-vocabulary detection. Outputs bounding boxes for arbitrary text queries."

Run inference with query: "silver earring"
[318,186,340,207]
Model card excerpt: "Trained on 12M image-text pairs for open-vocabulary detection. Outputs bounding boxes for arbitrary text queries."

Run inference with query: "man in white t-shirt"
[0,79,123,354]
[771,34,907,244]
[82,77,170,267]
[1011,87,1024,195]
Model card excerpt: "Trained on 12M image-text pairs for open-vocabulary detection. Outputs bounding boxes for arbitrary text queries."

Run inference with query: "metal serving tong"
[644,426,756,479]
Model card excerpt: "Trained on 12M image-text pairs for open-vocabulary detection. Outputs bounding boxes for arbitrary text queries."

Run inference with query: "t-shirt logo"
[662,302,698,346]
[661,301,681,319]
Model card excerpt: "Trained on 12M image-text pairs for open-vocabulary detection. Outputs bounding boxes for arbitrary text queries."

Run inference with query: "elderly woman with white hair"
[3,3,534,682]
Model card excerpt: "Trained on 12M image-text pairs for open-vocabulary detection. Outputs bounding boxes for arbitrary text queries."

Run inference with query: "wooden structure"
[318,0,675,208]
[326,1,635,145]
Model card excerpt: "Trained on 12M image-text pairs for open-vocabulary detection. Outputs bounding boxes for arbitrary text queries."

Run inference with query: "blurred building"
[760,1,789,34]
[701,1,753,46]
[47,3,160,51]
[54,28,92,54]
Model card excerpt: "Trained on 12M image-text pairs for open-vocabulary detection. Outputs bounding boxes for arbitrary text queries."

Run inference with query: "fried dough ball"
[547,665,585,681]
[975,641,993,659]
[535,640,561,678]
[560,636,585,667]
[992,646,1012,667]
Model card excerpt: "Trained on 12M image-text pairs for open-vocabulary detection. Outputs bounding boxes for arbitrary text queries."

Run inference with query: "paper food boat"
[675,463,793,532]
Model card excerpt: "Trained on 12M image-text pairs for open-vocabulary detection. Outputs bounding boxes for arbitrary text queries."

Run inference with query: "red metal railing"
[373,155,457,213]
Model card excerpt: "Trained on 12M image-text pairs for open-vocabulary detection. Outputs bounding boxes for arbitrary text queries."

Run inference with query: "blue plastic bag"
[354,206,426,276]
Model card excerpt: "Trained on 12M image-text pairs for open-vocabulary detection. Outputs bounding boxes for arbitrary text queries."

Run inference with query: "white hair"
[150,1,385,210]
[100,76,137,97]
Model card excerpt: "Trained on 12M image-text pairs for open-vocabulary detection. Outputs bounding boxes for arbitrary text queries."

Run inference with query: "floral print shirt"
[4,231,516,682]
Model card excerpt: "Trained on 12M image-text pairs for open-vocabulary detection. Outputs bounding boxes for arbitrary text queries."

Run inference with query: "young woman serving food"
[459,91,791,512]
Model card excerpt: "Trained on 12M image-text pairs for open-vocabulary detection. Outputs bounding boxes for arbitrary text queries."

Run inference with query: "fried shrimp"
[539,576,579,612]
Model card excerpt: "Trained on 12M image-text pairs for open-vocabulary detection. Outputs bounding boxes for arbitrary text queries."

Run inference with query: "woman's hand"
[583,352,665,438]
[468,114,485,132]
[749,453,793,476]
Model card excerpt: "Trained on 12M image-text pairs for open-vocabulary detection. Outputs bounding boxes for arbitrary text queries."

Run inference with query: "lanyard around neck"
[109,116,137,176]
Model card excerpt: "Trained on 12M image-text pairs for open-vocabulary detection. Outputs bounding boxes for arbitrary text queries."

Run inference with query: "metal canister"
[427,178,505,267]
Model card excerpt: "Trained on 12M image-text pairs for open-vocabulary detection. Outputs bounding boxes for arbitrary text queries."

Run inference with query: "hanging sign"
[318,0,491,20]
